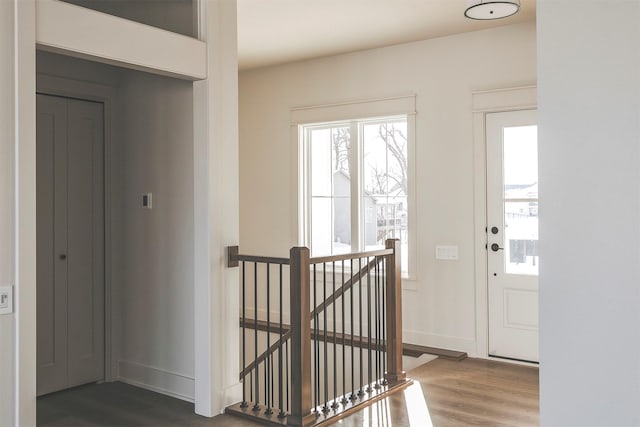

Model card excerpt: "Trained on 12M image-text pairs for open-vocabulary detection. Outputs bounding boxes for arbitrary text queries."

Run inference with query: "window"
[299,115,413,276]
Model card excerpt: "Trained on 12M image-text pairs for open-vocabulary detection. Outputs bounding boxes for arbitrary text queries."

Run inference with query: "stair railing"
[226,239,408,427]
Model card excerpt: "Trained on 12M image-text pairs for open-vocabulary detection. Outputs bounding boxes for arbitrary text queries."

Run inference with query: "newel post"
[288,247,315,426]
[385,239,406,382]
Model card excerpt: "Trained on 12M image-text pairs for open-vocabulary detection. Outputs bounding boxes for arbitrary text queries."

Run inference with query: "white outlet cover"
[435,245,459,261]
[0,286,13,315]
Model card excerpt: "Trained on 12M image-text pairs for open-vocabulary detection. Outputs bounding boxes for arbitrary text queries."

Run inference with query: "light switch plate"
[0,286,13,315]
[435,245,459,261]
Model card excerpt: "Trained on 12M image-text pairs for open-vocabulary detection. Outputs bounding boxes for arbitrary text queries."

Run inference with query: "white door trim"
[472,85,536,360]
[36,74,115,383]
[14,1,37,425]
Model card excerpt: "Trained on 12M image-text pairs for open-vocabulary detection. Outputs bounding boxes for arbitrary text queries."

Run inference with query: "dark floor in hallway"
[37,358,538,426]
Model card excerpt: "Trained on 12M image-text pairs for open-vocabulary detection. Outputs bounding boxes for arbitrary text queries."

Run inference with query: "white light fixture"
[464,1,520,20]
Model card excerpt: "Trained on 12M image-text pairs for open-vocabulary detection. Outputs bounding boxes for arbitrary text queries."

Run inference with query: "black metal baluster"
[358,257,364,397]
[322,263,329,413]
[253,262,260,410]
[332,261,338,410]
[285,339,290,414]
[341,259,348,405]
[314,263,319,412]
[265,263,273,415]
[350,258,356,401]
[278,264,286,418]
[375,256,381,388]
[381,257,387,386]
[241,261,248,407]
[366,256,372,392]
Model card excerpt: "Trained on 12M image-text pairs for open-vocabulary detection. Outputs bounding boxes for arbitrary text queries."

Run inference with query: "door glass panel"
[505,201,539,275]
[503,125,538,276]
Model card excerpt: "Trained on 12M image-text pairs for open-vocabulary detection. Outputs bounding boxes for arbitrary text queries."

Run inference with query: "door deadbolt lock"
[59,254,67,260]
[491,226,499,234]
[490,243,503,252]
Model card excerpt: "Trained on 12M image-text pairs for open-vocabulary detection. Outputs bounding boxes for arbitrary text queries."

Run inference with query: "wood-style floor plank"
[336,357,539,427]
[36,357,539,427]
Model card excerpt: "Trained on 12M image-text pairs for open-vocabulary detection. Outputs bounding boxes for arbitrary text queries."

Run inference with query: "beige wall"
[239,22,537,354]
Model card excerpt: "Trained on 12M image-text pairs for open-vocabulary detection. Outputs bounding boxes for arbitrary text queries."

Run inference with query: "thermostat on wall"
[142,193,153,209]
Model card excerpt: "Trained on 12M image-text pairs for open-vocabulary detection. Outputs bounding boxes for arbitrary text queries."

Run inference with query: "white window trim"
[290,95,417,282]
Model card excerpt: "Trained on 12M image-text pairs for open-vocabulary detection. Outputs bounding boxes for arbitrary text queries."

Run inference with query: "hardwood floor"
[37,358,539,427]
[37,382,262,427]
[335,358,539,427]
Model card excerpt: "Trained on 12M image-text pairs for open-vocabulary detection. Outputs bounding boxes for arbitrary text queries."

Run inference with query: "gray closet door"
[37,94,105,396]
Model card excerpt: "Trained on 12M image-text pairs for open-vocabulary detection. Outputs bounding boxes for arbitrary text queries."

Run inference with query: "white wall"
[538,1,640,425]
[117,71,196,401]
[239,22,537,355]
[0,1,16,424]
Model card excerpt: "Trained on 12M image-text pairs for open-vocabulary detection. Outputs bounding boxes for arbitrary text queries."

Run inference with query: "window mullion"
[304,127,311,250]
[349,121,361,252]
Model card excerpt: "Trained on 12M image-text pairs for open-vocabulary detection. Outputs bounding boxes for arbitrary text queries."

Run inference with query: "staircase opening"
[226,239,410,426]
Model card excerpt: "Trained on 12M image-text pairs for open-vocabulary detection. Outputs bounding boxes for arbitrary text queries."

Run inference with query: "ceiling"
[237,0,536,70]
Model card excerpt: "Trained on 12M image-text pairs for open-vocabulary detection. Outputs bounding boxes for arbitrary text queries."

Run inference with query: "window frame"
[291,96,416,281]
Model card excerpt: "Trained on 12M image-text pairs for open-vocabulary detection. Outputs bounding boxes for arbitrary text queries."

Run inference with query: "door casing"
[471,85,537,364]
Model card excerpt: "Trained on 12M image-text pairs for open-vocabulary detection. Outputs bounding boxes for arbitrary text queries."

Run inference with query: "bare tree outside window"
[307,117,410,273]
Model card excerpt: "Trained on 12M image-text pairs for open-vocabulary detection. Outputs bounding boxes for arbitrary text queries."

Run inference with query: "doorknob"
[490,243,503,252]
[59,254,67,260]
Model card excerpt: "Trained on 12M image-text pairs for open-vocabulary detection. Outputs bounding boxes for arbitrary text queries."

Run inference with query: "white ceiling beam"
[36,0,207,81]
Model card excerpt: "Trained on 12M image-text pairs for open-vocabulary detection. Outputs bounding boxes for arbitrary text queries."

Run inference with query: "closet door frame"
[36,73,115,383]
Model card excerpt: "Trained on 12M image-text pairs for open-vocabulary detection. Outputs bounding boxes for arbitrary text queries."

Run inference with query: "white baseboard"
[118,359,195,403]
[403,330,477,356]
[222,381,244,410]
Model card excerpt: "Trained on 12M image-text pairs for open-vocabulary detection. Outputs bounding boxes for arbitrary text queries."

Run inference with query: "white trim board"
[118,360,195,403]
[36,0,207,81]
[290,95,416,125]
[403,330,476,357]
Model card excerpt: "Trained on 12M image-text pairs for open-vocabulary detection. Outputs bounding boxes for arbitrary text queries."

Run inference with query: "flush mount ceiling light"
[464,0,520,20]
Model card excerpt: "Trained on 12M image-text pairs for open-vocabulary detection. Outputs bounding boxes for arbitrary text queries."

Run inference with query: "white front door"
[486,109,539,363]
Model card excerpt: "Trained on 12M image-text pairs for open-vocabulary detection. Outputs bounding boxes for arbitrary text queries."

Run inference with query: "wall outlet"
[435,245,459,261]
[0,286,13,315]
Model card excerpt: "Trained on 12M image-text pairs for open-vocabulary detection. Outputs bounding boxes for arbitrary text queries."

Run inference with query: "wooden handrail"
[227,245,289,267]
[228,245,393,268]
[309,248,393,264]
